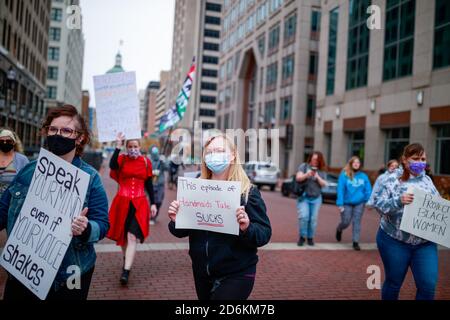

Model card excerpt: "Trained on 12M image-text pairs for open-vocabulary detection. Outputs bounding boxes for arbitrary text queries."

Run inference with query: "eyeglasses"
[0,139,14,144]
[46,126,79,138]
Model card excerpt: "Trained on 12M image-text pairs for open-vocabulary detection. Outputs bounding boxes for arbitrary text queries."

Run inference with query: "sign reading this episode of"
[400,187,450,248]
[93,71,142,142]
[0,149,90,300]
[176,177,241,235]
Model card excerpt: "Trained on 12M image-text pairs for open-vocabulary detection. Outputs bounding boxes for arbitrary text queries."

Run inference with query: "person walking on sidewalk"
[0,105,109,300]
[373,143,439,300]
[296,152,328,246]
[0,128,29,198]
[107,133,157,285]
[149,145,167,225]
[335,156,372,251]
[367,159,399,208]
[167,134,272,300]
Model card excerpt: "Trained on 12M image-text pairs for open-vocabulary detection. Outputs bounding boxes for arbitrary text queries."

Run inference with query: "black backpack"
[291,164,307,197]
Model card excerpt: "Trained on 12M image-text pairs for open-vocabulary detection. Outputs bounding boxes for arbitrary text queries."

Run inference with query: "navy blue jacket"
[0,156,109,291]
[169,186,271,278]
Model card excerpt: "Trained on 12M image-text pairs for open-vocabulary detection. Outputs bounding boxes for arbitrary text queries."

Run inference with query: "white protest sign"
[176,177,241,235]
[400,187,450,248]
[0,148,90,300]
[93,71,142,142]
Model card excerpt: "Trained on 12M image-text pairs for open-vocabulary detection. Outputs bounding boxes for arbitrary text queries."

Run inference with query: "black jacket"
[168,186,271,278]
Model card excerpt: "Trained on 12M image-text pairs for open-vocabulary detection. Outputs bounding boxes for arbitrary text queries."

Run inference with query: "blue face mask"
[205,152,231,174]
[409,160,426,175]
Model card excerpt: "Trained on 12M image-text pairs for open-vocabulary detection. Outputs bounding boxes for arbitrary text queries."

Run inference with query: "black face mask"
[46,135,77,156]
[0,143,14,153]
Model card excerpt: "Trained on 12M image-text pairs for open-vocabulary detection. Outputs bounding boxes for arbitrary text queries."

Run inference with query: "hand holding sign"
[71,208,89,236]
[168,200,180,222]
[401,192,414,205]
[116,132,125,149]
[236,206,250,232]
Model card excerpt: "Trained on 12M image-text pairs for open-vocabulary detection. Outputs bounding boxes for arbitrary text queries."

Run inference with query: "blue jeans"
[297,195,322,239]
[337,203,365,242]
[376,228,438,300]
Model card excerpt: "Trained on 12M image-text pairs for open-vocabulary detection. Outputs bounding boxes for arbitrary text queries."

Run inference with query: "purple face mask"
[408,161,426,175]
[127,149,141,159]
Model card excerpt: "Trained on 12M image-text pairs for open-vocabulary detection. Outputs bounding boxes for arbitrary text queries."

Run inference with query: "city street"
[1,164,448,300]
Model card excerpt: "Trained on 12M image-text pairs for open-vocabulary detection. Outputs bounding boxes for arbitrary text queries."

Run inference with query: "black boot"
[353,242,361,251]
[307,238,314,246]
[297,236,306,246]
[120,269,130,285]
[336,229,342,242]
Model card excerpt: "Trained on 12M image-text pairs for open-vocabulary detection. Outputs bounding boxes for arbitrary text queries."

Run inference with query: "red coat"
[107,154,153,246]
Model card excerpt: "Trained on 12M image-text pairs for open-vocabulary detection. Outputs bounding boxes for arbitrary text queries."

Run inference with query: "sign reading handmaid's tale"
[400,187,450,248]
[176,177,241,235]
[0,148,90,300]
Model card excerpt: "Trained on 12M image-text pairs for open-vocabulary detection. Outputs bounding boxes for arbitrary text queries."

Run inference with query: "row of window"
[326,0,450,95]
[329,125,450,175]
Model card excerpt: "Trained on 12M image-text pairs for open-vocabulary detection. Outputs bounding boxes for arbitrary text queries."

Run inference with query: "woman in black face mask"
[0,128,29,198]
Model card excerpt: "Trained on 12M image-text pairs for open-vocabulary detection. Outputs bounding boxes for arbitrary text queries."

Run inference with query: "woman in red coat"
[107,133,157,285]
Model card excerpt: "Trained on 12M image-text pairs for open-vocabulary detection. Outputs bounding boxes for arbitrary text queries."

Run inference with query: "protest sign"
[176,177,241,235]
[400,187,450,248]
[93,71,141,142]
[0,148,90,299]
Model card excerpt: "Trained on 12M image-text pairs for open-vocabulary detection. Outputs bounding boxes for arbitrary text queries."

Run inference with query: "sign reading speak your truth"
[176,177,241,235]
[0,148,90,300]
[93,71,142,142]
[400,187,450,248]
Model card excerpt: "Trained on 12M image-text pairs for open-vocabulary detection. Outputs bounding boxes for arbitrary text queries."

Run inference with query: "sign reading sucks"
[400,187,450,248]
[0,148,90,299]
[176,177,241,235]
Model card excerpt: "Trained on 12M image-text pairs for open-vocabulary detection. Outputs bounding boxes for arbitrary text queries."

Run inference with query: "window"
[201,82,217,91]
[200,95,216,104]
[226,58,233,79]
[204,42,219,51]
[384,127,410,163]
[311,10,321,32]
[206,2,222,12]
[202,69,218,77]
[280,97,292,121]
[258,34,265,56]
[346,0,371,90]
[268,24,280,53]
[309,53,318,77]
[433,0,450,69]
[202,122,215,129]
[51,8,62,21]
[266,62,278,90]
[48,47,60,61]
[436,124,450,175]
[327,7,339,95]
[264,101,276,124]
[348,131,365,165]
[203,55,219,64]
[49,27,61,41]
[282,55,294,82]
[284,14,297,41]
[47,66,58,80]
[204,29,220,38]
[205,16,221,25]
[383,0,415,81]
[199,109,216,117]
[47,86,57,99]
[306,96,316,120]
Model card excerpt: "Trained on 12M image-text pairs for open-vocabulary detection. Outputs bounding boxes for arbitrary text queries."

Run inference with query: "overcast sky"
[80,0,175,107]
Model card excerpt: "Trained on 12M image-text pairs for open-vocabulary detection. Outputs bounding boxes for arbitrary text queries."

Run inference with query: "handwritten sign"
[400,187,450,248]
[176,177,241,235]
[0,148,90,299]
[93,71,142,142]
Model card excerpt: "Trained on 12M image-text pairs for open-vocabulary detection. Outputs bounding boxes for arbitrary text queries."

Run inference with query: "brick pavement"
[0,164,449,300]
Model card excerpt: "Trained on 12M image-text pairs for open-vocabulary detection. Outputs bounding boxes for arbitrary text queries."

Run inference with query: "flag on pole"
[159,58,196,133]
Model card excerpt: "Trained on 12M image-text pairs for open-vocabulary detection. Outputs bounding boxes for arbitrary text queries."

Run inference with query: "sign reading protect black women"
[0,148,90,300]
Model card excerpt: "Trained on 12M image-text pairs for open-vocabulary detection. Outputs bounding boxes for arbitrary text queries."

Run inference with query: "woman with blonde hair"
[335,156,372,250]
[0,128,29,198]
[167,134,272,300]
